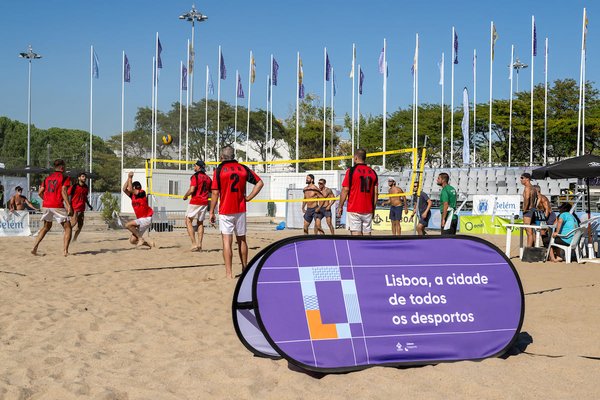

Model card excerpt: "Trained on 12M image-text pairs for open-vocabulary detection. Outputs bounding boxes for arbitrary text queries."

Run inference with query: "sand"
[0,227,598,399]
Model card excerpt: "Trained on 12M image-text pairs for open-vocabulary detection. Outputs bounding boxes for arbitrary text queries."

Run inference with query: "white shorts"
[219,213,247,236]
[41,208,69,224]
[134,216,152,235]
[186,204,208,221]
[347,212,373,233]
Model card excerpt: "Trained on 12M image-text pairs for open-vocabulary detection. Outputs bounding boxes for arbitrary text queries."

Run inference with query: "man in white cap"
[382,177,405,236]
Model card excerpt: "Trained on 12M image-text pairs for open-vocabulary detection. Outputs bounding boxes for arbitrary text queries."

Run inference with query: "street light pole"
[179,4,208,161]
[511,58,528,93]
[19,45,42,193]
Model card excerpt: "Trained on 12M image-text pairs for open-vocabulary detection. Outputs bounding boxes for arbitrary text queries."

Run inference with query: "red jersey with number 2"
[42,172,71,208]
[342,164,378,213]
[211,160,261,215]
[190,172,212,206]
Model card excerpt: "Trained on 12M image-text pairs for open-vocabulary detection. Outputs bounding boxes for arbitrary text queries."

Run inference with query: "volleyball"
[161,134,173,145]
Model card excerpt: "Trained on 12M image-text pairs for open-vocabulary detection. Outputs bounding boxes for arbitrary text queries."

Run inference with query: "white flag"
[438,57,444,85]
[461,87,470,165]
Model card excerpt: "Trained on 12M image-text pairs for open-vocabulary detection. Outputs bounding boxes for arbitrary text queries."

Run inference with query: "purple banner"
[245,236,523,373]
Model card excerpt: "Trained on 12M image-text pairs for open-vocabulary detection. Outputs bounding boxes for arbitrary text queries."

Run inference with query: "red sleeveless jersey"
[341,164,378,213]
[42,171,71,208]
[131,190,153,218]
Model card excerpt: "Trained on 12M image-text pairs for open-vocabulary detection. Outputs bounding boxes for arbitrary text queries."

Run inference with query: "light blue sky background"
[0,1,594,139]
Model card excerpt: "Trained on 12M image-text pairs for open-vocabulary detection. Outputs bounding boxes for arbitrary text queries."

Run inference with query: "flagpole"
[412,47,416,150]
[544,38,548,165]
[204,65,209,162]
[186,40,190,168]
[488,22,494,167]
[246,51,253,163]
[450,27,455,168]
[323,47,327,170]
[357,64,361,149]
[577,8,586,156]
[383,38,387,169]
[179,61,183,167]
[121,51,125,176]
[89,45,94,196]
[508,45,514,167]
[351,43,356,154]
[295,52,300,173]
[530,15,535,166]
[269,54,274,167]
[441,52,445,167]
[473,49,477,164]
[151,56,155,167]
[415,34,419,149]
[217,45,222,158]
[154,32,159,168]
[331,67,335,170]
[582,48,586,154]
[234,70,239,159]
[265,74,269,165]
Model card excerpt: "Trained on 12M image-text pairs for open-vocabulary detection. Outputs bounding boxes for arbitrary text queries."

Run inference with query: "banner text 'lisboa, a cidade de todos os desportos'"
[233,236,524,373]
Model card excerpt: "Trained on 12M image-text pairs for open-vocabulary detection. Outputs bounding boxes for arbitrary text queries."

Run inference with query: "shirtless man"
[382,177,404,236]
[302,174,323,235]
[8,186,38,211]
[520,173,537,247]
[315,178,335,235]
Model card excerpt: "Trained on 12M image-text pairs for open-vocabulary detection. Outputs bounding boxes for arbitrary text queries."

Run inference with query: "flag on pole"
[299,57,305,99]
[359,67,364,95]
[237,74,245,98]
[461,87,470,165]
[188,42,195,73]
[349,46,356,78]
[533,20,537,56]
[268,76,272,101]
[208,67,215,95]
[325,52,332,81]
[124,54,130,83]
[272,57,279,85]
[333,70,337,96]
[182,65,188,90]
[378,48,385,74]
[92,50,100,79]
[438,57,444,85]
[250,54,256,84]
[411,41,418,75]
[453,30,459,64]
[220,52,227,79]
[157,38,163,69]
[492,24,499,60]
[584,9,589,49]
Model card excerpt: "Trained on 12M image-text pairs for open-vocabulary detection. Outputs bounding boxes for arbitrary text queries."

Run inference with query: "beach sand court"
[0,229,598,399]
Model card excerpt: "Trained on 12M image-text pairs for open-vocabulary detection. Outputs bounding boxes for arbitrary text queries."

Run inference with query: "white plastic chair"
[546,226,587,263]
[579,216,600,258]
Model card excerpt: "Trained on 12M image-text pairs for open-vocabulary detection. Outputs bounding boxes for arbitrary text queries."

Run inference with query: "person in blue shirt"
[548,203,579,262]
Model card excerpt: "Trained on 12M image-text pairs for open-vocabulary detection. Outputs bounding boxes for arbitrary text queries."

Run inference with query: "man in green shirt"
[437,172,458,235]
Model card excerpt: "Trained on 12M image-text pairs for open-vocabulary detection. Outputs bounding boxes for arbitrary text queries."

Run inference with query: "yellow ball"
[162,134,173,145]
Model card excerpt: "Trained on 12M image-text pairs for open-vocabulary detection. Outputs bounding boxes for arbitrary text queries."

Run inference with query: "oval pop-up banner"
[233,235,524,373]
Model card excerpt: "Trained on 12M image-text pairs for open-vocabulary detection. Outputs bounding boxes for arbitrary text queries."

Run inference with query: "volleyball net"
[145,147,427,203]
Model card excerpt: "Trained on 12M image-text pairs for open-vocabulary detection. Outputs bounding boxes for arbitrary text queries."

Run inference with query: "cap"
[521,173,532,180]
[387,177,396,182]
[195,160,206,169]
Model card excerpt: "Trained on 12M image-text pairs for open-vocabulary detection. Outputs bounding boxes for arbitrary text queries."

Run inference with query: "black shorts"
[304,207,317,223]
[318,209,332,219]
[554,236,571,247]
[442,218,458,235]
[418,211,431,226]
[389,206,403,221]
[523,209,535,219]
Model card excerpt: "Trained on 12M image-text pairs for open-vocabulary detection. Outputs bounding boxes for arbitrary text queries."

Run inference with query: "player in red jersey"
[69,172,93,242]
[182,160,212,251]
[122,171,154,248]
[337,148,379,236]
[31,159,73,256]
[209,146,264,279]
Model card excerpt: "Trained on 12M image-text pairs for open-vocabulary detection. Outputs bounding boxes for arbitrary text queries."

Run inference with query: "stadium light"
[511,58,528,92]
[19,45,42,193]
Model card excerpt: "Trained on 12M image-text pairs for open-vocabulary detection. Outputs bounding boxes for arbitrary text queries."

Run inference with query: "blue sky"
[0,0,594,139]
